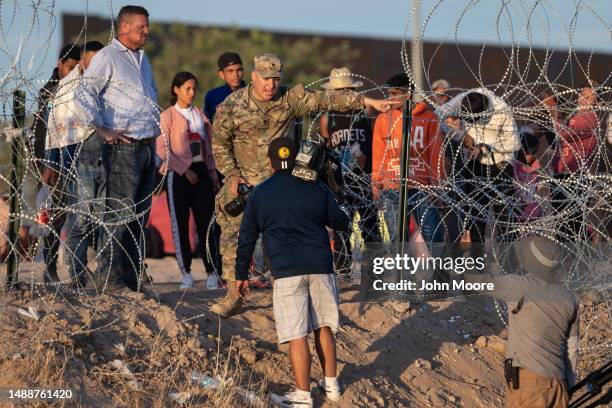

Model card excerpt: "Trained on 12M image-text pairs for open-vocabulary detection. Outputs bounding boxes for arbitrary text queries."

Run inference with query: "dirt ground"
[0,257,609,407]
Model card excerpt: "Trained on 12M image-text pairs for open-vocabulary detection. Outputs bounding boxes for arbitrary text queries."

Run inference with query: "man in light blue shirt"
[76,5,159,292]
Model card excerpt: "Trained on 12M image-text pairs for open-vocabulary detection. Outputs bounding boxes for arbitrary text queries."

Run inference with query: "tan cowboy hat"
[321,67,363,90]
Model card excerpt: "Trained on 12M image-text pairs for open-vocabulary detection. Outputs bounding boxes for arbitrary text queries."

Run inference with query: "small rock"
[169,392,191,404]
[487,335,507,354]
[475,336,488,348]
[241,350,257,365]
[124,291,145,300]
[392,301,410,314]
[414,358,432,369]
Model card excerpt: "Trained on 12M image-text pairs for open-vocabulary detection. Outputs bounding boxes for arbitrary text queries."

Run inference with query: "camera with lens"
[292,139,328,182]
[224,183,253,217]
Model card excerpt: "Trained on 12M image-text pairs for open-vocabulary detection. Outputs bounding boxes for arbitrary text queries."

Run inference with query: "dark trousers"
[42,143,78,278]
[167,162,216,275]
[66,134,111,284]
[461,160,517,257]
[550,173,588,241]
[97,141,155,290]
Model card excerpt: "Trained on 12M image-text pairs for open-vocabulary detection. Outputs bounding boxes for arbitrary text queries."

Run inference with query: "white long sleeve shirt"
[75,38,159,140]
[437,88,520,165]
[46,65,95,149]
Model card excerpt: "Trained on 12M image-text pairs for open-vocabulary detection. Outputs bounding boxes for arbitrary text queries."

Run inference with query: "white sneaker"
[269,390,313,407]
[179,273,194,289]
[206,274,219,289]
[317,378,342,401]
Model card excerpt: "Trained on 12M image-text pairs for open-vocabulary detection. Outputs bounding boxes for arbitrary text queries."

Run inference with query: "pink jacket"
[156,106,217,179]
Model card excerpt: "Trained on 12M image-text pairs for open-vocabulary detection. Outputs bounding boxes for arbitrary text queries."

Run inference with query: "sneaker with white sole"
[317,378,342,402]
[269,390,313,407]
[179,273,194,289]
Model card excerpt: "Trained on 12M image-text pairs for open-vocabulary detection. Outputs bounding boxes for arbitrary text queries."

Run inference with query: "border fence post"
[6,89,26,286]
[398,99,412,250]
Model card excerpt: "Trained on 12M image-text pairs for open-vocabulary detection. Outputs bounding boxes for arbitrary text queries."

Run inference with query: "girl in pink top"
[156,72,219,288]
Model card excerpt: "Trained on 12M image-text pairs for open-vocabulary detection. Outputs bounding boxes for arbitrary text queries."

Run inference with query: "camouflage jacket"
[212,83,365,185]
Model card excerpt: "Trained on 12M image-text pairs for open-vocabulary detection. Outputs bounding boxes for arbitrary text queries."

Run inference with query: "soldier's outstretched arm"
[288,85,364,117]
[212,104,242,179]
[288,84,398,117]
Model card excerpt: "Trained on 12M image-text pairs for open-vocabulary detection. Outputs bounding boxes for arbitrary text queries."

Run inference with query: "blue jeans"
[66,134,111,284]
[381,189,444,244]
[97,140,156,290]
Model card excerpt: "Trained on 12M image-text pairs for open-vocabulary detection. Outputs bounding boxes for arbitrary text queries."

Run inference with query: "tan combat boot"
[210,281,244,317]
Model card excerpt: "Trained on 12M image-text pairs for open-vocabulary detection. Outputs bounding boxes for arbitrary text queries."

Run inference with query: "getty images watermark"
[358,243,497,301]
[371,254,494,292]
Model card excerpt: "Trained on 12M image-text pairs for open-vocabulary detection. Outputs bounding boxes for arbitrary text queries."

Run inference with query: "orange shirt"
[371,102,443,195]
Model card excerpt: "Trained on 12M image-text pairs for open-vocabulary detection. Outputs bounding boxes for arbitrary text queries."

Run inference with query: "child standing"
[514,128,543,222]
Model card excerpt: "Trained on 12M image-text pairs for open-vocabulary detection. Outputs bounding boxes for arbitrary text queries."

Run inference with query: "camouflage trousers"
[214,182,244,282]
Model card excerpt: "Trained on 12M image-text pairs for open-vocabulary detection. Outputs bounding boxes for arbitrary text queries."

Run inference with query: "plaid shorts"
[273,273,339,344]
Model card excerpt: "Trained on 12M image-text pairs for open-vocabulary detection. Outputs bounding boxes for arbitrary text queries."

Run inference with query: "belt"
[119,137,153,145]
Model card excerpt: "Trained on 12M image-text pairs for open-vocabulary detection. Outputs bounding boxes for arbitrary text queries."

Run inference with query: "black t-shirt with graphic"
[326,110,373,175]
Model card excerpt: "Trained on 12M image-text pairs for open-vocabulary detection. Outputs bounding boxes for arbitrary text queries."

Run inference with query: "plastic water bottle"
[191,371,264,406]
[190,371,222,389]
[234,387,264,406]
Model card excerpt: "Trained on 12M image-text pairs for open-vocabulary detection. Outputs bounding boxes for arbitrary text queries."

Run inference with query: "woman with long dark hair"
[156,71,220,288]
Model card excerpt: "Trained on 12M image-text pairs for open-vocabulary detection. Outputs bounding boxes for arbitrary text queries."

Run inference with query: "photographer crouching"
[235,137,349,407]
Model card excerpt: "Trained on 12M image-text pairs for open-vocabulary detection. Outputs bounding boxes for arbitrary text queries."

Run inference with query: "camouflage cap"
[253,53,283,78]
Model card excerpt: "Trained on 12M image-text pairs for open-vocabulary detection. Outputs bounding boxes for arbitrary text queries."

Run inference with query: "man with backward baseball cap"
[211,53,400,317]
[235,137,349,407]
[465,235,579,408]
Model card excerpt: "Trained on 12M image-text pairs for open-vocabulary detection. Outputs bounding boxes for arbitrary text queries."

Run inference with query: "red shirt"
[552,111,598,174]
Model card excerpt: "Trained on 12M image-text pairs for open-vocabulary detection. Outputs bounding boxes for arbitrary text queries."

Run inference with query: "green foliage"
[144,23,360,108]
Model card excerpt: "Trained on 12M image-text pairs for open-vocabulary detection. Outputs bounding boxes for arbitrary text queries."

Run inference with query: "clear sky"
[1,0,610,95]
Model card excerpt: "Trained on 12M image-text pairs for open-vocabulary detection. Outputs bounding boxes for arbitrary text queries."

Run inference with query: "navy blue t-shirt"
[203,81,246,122]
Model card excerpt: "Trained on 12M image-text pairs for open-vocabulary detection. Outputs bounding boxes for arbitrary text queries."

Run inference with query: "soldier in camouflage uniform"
[210,53,397,317]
